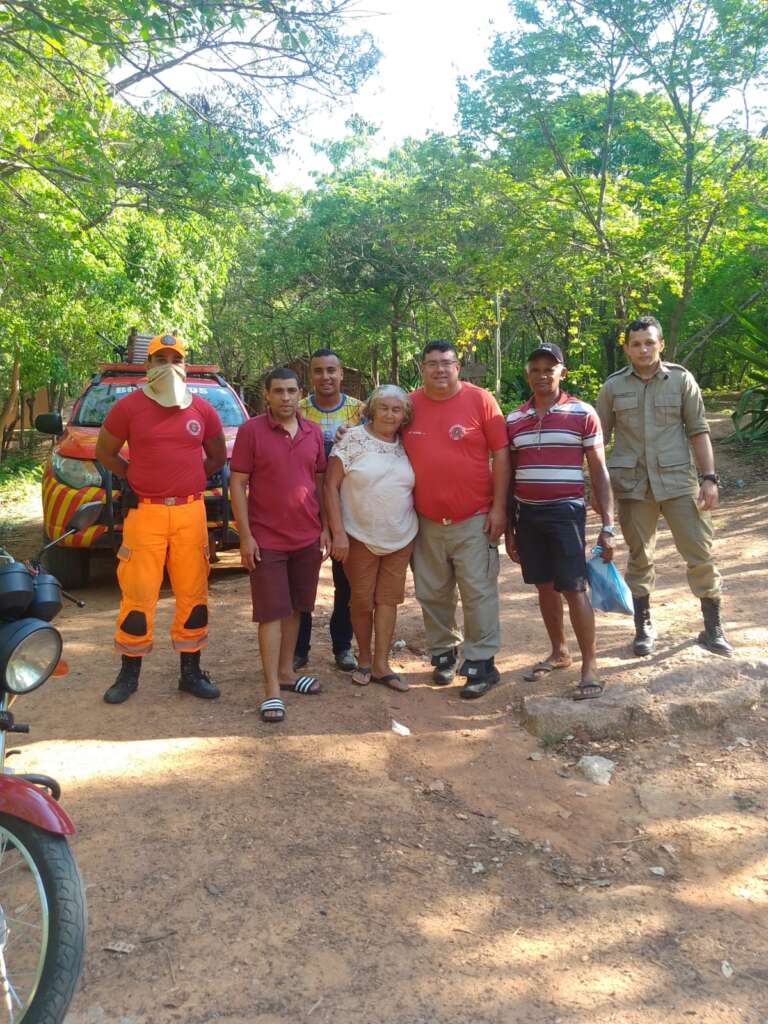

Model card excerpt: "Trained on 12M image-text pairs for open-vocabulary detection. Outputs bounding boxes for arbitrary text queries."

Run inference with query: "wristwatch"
[701,473,720,485]
[599,524,616,536]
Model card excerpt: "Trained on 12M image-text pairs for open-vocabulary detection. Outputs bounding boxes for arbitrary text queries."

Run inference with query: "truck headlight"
[52,454,102,489]
[0,620,62,694]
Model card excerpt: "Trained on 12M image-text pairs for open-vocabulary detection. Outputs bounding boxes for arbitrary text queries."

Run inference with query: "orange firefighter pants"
[114,499,210,656]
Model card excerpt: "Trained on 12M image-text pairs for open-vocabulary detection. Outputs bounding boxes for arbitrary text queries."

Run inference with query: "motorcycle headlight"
[52,453,102,489]
[0,620,62,694]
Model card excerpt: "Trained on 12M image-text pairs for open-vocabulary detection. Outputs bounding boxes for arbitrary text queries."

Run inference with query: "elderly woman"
[325,385,417,691]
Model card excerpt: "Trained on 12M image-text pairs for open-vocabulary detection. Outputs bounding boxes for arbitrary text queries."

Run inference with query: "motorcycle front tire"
[0,813,86,1024]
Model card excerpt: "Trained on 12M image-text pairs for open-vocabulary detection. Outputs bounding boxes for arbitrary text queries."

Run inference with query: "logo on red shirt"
[186,419,202,436]
[448,423,469,441]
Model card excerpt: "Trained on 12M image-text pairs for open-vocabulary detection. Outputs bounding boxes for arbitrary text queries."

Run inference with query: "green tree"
[459,0,768,362]
[0,2,379,452]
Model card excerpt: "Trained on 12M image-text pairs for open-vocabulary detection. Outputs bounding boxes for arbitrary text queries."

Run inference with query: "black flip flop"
[572,681,604,701]
[371,673,409,692]
[523,660,572,682]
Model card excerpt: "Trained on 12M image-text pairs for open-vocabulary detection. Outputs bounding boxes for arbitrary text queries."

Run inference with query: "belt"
[431,511,485,526]
[138,493,202,506]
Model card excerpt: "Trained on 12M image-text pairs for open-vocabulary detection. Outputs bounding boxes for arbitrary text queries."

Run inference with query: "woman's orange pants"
[114,499,210,656]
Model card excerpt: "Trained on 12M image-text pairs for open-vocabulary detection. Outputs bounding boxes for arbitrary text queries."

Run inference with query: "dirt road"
[5,425,768,1024]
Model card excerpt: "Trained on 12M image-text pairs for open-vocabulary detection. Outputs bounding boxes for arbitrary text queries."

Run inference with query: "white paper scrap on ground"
[391,720,411,736]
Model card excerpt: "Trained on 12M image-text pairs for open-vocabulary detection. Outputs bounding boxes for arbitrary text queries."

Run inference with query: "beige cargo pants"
[618,494,721,599]
[411,512,501,661]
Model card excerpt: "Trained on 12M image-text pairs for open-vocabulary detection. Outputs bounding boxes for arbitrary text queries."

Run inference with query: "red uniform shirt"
[103,390,222,499]
[401,383,508,523]
[506,391,603,504]
[230,412,326,551]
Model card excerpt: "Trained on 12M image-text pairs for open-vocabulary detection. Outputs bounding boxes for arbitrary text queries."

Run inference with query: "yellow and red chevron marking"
[202,485,241,538]
[41,467,238,547]
[41,465,107,548]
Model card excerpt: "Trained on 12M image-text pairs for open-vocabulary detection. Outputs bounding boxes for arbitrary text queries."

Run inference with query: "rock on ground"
[577,755,616,785]
[522,658,768,740]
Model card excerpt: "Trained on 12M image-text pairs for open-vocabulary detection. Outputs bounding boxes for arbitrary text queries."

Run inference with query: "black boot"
[431,647,458,686]
[459,657,501,700]
[104,655,141,704]
[178,651,220,699]
[698,597,733,656]
[632,595,656,656]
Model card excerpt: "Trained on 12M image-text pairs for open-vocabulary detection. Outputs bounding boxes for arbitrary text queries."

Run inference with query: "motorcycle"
[0,500,102,1023]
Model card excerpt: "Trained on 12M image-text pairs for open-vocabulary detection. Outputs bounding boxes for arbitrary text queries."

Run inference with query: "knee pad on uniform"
[183,604,208,629]
[120,610,148,637]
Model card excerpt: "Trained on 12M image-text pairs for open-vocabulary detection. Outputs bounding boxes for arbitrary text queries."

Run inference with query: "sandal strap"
[260,698,286,711]
[295,676,317,693]
[572,682,603,700]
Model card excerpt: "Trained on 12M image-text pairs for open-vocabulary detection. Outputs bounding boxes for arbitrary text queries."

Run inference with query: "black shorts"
[515,500,587,592]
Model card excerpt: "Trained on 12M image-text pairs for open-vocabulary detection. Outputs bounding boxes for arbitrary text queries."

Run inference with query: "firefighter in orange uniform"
[95,334,226,703]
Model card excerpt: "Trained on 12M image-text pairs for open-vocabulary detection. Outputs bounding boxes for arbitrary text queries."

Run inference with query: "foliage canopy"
[1,0,767,452]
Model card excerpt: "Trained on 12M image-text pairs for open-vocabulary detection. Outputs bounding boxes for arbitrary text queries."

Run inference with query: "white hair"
[362,385,413,427]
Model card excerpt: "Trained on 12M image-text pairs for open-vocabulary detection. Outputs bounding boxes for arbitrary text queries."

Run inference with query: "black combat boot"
[459,657,501,700]
[632,595,656,656]
[698,597,733,656]
[431,647,458,686]
[178,650,221,699]
[104,655,141,704]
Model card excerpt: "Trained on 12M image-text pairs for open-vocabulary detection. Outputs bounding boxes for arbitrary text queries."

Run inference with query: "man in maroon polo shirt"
[229,368,329,723]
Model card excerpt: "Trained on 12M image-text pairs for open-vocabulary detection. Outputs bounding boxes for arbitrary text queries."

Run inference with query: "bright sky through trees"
[270,0,515,187]
[2,0,767,445]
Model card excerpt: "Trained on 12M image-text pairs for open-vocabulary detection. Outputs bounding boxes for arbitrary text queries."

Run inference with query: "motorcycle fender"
[0,776,75,835]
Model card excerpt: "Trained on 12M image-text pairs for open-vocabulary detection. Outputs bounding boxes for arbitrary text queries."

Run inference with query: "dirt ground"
[2,416,767,1024]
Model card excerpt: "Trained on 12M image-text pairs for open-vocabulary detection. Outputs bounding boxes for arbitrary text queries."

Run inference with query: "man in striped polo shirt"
[505,343,615,699]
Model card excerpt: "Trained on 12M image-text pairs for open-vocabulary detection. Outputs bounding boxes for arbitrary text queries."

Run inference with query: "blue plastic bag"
[586,547,633,615]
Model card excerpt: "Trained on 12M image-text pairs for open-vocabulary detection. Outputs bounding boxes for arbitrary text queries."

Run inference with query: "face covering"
[143,362,192,409]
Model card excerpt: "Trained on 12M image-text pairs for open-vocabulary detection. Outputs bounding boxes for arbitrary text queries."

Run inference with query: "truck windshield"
[72,383,138,426]
[186,386,247,426]
[72,383,247,427]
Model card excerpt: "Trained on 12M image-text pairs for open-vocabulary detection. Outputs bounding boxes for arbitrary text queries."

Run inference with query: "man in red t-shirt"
[229,368,329,724]
[506,343,614,699]
[401,340,510,698]
[96,334,226,704]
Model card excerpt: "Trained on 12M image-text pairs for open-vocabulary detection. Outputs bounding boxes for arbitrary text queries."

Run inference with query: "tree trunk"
[25,395,35,450]
[0,352,20,463]
[389,321,400,384]
[370,345,380,388]
[596,296,617,376]
[601,335,616,376]
[1,416,18,457]
[666,283,691,359]
[389,290,404,384]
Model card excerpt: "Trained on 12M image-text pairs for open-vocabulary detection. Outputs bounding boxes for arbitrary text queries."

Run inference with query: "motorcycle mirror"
[35,412,63,436]
[64,501,104,533]
[34,502,104,565]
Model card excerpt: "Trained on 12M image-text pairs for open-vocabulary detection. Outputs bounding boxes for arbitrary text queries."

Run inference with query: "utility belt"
[121,485,201,512]
[138,493,202,506]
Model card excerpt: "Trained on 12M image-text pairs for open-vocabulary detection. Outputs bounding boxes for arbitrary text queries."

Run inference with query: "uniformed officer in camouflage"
[595,316,732,657]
